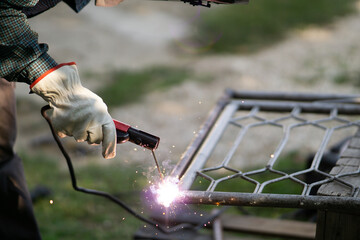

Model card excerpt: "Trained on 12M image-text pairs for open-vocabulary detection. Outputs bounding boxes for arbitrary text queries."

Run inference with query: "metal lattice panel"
[172,90,360,211]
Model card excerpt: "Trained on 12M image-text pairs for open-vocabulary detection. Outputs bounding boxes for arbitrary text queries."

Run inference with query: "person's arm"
[0,1,116,159]
[0,1,58,84]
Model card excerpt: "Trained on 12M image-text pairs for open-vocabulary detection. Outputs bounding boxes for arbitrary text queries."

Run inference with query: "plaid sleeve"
[0,1,58,85]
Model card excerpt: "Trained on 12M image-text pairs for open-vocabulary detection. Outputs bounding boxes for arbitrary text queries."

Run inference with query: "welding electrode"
[113,120,160,151]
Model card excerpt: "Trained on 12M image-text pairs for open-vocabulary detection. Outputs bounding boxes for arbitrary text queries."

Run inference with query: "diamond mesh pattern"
[175,91,360,208]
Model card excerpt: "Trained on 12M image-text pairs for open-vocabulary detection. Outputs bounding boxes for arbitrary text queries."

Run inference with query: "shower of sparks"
[151,177,181,208]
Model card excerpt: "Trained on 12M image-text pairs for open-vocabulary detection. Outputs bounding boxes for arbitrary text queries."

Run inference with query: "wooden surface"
[219,214,316,239]
[317,131,360,197]
[315,210,360,240]
[316,129,360,240]
[151,212,316,239]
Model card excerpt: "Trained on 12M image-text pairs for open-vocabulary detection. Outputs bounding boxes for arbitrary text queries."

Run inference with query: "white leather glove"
[31,62,116,159]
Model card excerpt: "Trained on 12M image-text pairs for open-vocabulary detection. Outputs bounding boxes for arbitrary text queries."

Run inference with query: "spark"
[151,177,181,208]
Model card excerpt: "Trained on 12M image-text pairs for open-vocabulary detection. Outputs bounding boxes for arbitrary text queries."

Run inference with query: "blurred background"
[14,0,360,239]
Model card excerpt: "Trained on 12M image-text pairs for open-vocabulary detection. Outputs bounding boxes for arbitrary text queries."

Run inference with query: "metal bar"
[212,209,223,240]
[179,103,239,190]
[228,90,360,102]
[311,128,334,170]
[179,191,360,211]
[171,92,231,179]
[174,90,360,212]
[221,125,249,167]
[267,124,291,168]
[236,100,360,114]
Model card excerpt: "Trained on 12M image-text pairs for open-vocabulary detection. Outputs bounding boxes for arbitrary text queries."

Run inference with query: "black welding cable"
[41,105,193,234]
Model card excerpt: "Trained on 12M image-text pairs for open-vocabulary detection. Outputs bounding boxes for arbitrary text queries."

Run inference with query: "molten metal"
[151,177,181,207]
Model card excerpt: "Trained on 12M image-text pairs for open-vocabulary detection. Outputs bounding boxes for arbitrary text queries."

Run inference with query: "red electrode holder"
[113,120,160,151]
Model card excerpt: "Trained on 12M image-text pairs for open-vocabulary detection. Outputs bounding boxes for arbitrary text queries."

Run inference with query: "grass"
[21,152,150,240]
[97,66,194,107]
[191,0,357,53]
[96,0,357,105]
[333,70,360,87]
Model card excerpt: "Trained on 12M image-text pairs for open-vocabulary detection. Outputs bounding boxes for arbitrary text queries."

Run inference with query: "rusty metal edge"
[170,89,235,179]
[179,191,360,213]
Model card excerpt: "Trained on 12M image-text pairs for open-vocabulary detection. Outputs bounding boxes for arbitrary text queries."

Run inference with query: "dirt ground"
[15,1,360,172]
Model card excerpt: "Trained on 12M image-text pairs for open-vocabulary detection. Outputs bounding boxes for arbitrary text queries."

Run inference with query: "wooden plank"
[219,214,316,239]
[328,165,358,175]
[151,212,316,239]
[355,129,360,138]
[348,137,360,149]
[318,131,360,197]
[318,165,360,197]
[315,210,360,240]
[316,126,360,240]
[341,148,360,158]
[336,157,360,167]
[134,227,213,240]
[315,211,326,240]
[318,182,352,197]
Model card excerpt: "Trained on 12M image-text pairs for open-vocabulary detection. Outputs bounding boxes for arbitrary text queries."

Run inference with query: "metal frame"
[171,90,360,211]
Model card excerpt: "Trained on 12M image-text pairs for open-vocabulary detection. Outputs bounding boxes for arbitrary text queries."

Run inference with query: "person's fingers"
[102,121,116,159]
[57,131,67,138]
[73,129,88,142]
[87,126,103,145]
[49,110,68,138]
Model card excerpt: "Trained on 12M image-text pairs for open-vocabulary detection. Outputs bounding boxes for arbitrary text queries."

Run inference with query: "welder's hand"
[95,0,124,7]
[31,62,116,159]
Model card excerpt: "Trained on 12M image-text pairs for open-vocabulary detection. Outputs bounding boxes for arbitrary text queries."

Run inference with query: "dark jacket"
[22,0,91,18]
[0,0,90,84]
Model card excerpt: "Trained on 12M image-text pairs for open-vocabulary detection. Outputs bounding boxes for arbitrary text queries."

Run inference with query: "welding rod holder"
[114,120,160,151]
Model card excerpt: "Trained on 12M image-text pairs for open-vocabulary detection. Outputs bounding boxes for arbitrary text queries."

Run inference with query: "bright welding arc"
[151,177,181,208]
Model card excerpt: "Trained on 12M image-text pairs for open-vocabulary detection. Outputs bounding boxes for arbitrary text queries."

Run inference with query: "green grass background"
[194,0,356,53]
